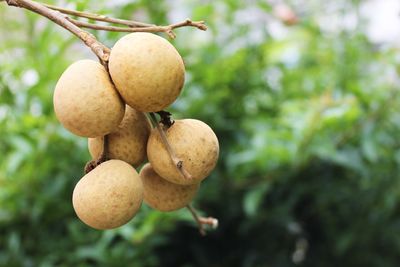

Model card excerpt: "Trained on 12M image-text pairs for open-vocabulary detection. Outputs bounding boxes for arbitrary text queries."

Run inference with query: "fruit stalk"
[149,113,193,181]
[148,113,219,235]
[84,135,110,174]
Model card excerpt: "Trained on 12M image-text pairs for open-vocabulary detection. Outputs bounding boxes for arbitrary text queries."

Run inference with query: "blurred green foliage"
[1,0,400,266]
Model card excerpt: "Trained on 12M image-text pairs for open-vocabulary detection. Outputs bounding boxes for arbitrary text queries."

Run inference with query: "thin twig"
[5,0,207,64]
[186,204,218,236]
[67,18,159,33]
[149,113,193,180]
[5,0,110,64]
[43,3,154,28]
[42,3,207,38]
[68,17,207,39]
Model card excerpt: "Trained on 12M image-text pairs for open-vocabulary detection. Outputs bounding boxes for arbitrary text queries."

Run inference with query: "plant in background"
[2,1,400,266]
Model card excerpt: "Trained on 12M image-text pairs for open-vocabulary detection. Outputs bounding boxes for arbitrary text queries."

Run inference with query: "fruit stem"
[186,204,218,236]
[99,134,109,162]
[149,112,219,235]
[148,112,193,181]
[84,135,109,174]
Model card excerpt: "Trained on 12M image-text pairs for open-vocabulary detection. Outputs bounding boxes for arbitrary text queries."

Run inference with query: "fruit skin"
[88,106,151,167]
[72,160,143,230]
[54,59,124,137]
[109,32,185,112]
[147,119,219,185]
[139,163,199,211]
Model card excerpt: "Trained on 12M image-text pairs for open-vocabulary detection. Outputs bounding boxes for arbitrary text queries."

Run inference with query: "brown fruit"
[109,33,185,112]
[72,160,143,230]
[147,119,219,185]
[54,59,124,137]
[139,163,199,211]
[88,106,151,167]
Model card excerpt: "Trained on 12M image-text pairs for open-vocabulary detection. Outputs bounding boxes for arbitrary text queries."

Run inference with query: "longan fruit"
[147,119,219,185]
[54,60,124,137]
[139,163,199,211]
[88,106,151,167]
[72,160,143,230]
[109,33,185,112]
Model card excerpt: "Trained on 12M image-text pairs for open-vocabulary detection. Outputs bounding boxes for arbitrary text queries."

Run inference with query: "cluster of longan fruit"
[53,33,219,230]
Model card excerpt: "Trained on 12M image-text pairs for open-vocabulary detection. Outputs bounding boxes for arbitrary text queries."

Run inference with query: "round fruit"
[139,163,199,211]
[109,32,185,112]
[88,106,151,167]
[54,59,124,137]
[147,119,219,185]
[72,160,143,230]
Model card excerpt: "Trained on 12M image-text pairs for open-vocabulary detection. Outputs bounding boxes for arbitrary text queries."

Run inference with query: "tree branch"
[5,0,110,64]
[186,204,218,236]
[43,0,207,38]
[42,3,207,39]
[5,0,207,64]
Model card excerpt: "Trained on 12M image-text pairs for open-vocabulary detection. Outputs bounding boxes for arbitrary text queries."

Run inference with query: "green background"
[1,0,400,266]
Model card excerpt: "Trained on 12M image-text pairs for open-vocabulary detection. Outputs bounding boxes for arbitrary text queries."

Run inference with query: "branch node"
[157,110,174,128]
[177,160,183,169]
[200,217,219,229]
[5,0,18,7]
[166,29,176,39]
[186,205,218,236]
